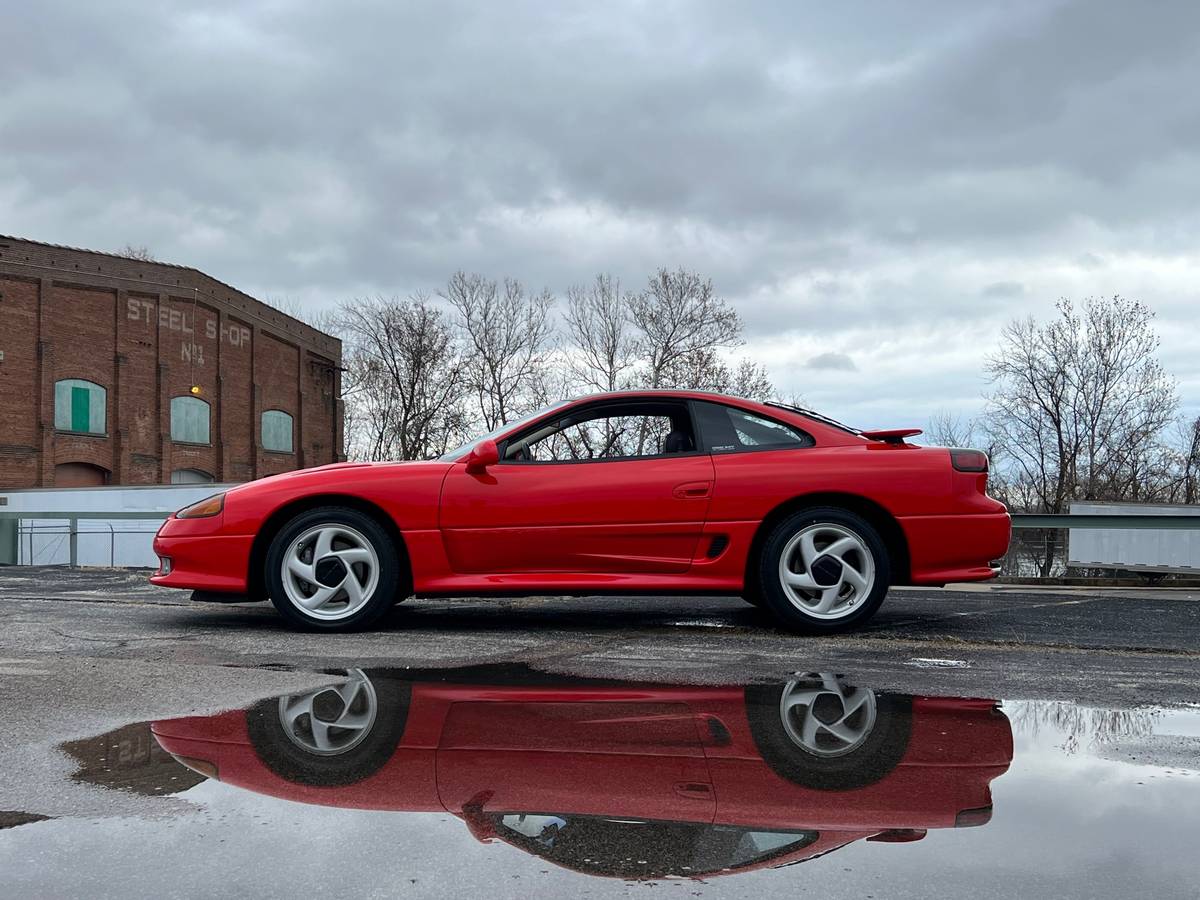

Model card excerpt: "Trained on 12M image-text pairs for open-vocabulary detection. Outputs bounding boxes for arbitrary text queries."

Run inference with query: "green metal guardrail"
[1,509,1198,568]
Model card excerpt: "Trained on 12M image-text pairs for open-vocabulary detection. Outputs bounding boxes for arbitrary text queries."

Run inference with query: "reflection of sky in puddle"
[2,700,1198,899]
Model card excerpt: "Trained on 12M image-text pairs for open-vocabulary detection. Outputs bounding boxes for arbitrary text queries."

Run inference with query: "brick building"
[0,235,343,488]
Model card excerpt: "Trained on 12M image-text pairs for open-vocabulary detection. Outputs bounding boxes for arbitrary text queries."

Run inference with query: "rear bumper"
[900,512,1011,585]
[150,532,253,593]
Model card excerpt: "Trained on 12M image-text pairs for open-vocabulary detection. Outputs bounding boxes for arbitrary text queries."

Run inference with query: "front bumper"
[150,515,254,593]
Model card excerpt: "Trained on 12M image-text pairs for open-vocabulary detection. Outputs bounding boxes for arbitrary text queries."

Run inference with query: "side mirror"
[465,438,500,474]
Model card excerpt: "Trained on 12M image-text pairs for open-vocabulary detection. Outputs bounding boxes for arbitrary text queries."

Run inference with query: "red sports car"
[151,667,1013,881]
[151,390,1010,631]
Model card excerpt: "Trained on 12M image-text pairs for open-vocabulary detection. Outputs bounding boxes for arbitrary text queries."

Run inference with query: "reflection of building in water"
[62,721,204,797]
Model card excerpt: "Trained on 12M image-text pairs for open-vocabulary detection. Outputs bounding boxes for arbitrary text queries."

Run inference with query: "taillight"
[950,448,989,472]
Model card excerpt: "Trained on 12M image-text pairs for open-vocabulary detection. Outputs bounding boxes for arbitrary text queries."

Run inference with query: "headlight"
[176,493,225,519]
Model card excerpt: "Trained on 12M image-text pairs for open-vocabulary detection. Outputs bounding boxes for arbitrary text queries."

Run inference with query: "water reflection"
[149,664,1012,880]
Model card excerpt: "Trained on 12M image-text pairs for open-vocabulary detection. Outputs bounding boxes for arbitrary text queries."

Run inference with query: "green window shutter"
[71,386,91,432]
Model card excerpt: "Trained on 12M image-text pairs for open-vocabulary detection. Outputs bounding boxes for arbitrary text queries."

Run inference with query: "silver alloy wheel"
[282,523,381,621]
[779,675,878,758]
[278,669,379,756]
[778,523,875,620]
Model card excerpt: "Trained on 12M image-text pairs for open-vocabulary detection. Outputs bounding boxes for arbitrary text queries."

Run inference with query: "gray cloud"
[806,352,858,372]
[2,0,1199,425]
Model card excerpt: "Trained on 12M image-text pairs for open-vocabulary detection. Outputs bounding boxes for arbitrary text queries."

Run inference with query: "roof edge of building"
[0,233,340,356]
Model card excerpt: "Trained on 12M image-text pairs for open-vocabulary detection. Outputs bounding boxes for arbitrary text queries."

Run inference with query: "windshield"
[439,401,572,461]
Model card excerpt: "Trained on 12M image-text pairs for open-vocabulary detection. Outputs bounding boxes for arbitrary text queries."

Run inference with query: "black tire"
[246,670,411,787]
[745,679,912,791]
[756,507,890,633]
[265,506,401,632]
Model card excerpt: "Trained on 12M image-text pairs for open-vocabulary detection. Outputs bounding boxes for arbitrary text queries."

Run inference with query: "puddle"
[3,663,1199,898]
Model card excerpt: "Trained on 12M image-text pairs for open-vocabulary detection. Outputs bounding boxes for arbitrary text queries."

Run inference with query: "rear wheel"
[745,676,912,790]
[265,506,401,631]
[756,507,890,633]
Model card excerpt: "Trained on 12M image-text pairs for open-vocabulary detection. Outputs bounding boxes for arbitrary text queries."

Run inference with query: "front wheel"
[265,506,401,631]
[756,507,890,633]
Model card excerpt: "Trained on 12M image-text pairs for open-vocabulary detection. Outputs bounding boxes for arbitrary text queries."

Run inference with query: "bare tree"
[444,272,555,430]
[116,244,155,261]
[1177,416,1200,504]
[629,269,743,390]
[335,294,467,461]
[657,347,774,401]
[926,411,983,449]
[563,274,636,393]
[984,296,1177,575]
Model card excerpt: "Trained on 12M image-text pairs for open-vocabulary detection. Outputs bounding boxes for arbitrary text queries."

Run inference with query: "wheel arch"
[744,492,911,593]
[248,494,413,600]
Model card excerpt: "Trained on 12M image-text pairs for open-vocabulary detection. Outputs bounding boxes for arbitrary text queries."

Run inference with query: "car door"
[435,695,716,826]
[439,399,715,574]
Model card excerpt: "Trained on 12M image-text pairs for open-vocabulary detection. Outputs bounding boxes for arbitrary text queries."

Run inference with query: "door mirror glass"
[466,438,500,473]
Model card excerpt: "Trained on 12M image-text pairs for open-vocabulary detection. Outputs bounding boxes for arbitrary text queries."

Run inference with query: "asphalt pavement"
[2,568,1200,899]
[0,566,1197,702]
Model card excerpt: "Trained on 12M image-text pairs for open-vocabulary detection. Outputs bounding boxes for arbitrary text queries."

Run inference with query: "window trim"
[690,400,815,455]
[497,398,704,465]
[53,378,107,436]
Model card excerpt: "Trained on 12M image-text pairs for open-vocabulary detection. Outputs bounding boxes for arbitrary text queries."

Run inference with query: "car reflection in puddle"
[148,665,1012,880]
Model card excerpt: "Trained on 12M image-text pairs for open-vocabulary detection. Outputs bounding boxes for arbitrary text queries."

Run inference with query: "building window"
[171,468,215,484]
[171,396,210,444]
[54,379,107,435]
[262,409,294,453]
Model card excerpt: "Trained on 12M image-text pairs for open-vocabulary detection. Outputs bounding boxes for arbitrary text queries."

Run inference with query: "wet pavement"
[1,662,1198,898]
[1,568,1199,896]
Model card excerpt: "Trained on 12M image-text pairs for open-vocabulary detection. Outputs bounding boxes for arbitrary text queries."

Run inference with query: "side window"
[170,396,211,444]
[54,379,106,435]
[503,403,696,462]
[262,409,294,453]
[694,402,813,453]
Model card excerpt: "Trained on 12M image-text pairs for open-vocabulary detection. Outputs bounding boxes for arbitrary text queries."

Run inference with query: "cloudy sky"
[4,0,1199,428]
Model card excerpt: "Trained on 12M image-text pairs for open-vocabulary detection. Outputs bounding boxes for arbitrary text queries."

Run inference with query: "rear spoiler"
[860,428,922,445]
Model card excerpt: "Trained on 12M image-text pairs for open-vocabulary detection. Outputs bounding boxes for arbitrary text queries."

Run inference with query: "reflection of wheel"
[246,670,410,787]
[265,507,401,631]
[757,508,890,633]
[745,676,911,790]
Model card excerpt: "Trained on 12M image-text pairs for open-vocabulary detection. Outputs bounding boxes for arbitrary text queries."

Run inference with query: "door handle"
[673,781,714,800]
[672,481,711,499]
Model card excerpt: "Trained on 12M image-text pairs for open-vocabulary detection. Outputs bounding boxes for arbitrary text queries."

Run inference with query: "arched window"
[171,468,215,484]
[54,379,106,435]
[54,462,110,487]
[171,396,210,444]
[262,409,294,453]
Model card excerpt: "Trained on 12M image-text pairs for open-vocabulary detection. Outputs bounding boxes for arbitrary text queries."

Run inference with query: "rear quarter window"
[694,402,814,453]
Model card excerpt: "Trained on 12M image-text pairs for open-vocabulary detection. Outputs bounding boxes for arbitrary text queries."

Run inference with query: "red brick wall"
[0,275,41,486]
[0,237,342,489]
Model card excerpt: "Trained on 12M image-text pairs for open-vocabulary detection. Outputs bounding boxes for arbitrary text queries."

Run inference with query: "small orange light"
[190,385,202,396]
[176,493,225,518]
